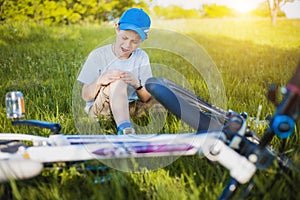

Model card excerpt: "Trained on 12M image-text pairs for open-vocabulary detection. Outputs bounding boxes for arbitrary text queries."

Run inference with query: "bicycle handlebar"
[12,120,61,134]
[219,61,300,199]
[259,61,300,148]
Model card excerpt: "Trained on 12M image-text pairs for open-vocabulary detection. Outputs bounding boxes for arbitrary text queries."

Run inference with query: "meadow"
[0,18,300,199]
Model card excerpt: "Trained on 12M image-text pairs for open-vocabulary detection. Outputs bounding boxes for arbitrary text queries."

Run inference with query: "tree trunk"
[267,0,280,26]
[270,9,277,26]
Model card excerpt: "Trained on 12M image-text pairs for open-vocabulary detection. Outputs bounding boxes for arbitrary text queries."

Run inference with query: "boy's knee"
[110,79,127,89]
[110,80,128,97]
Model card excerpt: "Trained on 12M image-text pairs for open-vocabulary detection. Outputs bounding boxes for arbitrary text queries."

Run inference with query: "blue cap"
[118,8,151,41]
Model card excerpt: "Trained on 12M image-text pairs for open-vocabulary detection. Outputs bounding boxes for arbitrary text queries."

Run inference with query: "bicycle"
[1,62,300,199]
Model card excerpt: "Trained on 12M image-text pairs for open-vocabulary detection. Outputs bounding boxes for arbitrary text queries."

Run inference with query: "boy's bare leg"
[109,80,130,126]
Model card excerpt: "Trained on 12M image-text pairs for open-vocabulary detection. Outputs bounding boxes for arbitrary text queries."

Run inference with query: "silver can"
[5,91,25,119]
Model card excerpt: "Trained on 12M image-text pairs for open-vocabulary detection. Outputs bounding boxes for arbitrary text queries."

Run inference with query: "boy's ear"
[115,23,120,33]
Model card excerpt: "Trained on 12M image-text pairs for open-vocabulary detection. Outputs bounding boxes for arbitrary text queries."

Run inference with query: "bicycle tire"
[145,77,226,132]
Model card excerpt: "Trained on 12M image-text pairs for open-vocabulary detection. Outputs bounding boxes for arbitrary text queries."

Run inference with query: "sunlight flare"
[230,1,258,13]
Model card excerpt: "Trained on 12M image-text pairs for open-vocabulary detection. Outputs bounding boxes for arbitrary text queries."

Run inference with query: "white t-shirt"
[77,44,152,112]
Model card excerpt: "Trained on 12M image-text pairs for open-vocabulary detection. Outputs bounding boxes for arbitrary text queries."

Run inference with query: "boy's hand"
[97,70,122,86]
[120,71,140,89]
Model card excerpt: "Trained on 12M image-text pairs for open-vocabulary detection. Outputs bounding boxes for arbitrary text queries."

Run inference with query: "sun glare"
[231,1,257,13]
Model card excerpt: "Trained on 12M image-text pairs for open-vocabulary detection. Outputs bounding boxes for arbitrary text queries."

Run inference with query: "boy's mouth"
[121,47,130,53]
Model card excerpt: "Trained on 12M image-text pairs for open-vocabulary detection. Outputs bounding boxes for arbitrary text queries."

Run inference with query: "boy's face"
[115,28,142,59]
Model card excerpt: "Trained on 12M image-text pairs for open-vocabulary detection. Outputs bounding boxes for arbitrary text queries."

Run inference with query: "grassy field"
[1,18,300,199]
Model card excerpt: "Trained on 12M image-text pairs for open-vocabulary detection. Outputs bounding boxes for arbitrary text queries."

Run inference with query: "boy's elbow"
[82,94,90,102]
[81,85,92,102]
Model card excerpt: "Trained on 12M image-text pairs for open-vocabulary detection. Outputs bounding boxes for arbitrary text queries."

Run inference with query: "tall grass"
[0,19,300,199]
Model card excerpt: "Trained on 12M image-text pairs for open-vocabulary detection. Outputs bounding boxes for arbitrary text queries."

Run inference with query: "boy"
[77,8,155,135]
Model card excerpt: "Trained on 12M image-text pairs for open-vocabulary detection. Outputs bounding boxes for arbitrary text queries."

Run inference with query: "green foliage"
[153,5,201,19]
[0,19,300,199]
[0,0,149,25]
[152,3,287,20]
[202,4,235,18]
[0,1,290,25]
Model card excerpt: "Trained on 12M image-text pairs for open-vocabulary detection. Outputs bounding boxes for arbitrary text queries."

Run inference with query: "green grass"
[1,18,300,199]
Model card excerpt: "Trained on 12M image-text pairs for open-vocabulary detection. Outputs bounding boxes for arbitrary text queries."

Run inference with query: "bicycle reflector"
[5,91,25,119]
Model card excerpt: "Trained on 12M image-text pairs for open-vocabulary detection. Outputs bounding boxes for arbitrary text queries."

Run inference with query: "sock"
[117,121,132,131]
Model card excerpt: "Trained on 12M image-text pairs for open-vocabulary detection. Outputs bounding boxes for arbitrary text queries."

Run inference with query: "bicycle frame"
[0,129,256,185]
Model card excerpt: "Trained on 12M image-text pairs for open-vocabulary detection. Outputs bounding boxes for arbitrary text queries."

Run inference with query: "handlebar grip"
[276,61,300,117]
[287,60,300,93]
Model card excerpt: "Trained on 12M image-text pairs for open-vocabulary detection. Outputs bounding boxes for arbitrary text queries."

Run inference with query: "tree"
[0,0,149,25]
[267,0,295,25]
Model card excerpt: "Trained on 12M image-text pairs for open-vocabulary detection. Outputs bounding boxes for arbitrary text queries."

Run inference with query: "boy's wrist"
[135,79,142,90]
[136,85,143,91]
